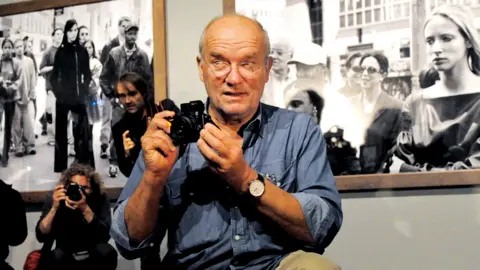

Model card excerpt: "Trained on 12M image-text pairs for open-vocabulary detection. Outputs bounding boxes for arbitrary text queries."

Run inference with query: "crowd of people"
[1,3,479,270]
[0,16,153,179]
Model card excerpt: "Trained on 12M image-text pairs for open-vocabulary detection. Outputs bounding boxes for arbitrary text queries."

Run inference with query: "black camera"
[65,182,85,202]
[169,100,212,146]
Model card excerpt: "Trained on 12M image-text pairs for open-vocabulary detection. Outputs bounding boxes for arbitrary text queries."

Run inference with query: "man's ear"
[265,56,273,82]
[196,55,204,82]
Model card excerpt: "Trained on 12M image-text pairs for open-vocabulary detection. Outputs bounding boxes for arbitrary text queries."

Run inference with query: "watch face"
[249,180,265,197]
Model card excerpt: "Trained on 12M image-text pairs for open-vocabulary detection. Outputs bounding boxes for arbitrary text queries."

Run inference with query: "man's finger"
[204,123,228,141]
[148,130,176,151]
[122,130,129,139]
[143,134,176,157]
[200,129,227,155]
[147,118,173,134]
[197,138,223,166]
[65,201,75,210]
[152,110,175,120]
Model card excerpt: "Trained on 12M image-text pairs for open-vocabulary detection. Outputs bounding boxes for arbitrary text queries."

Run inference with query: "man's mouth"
[224,92,246,97]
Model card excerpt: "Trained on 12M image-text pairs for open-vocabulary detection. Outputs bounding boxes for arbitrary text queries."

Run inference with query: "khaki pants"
[276,250,341,270]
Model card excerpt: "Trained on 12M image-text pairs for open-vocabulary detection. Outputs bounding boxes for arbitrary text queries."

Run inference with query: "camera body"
[169,100,212,146]
[65,182,85,202]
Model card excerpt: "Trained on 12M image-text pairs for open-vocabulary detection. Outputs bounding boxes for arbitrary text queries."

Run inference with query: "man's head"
[118,16,131,37]
[59,164,103,197]
[269,36,292,73]
[344,52,362,88]
[78,25,89,45]
[124,23,139,47]
[22,37,33,54]
[52,28,64,46]
[116,72,147,114]
[289,42,328,83]
[14,39,24,58]
[196,14,272,121]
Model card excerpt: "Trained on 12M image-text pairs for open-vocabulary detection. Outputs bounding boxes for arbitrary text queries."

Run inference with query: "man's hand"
[122,130,135,156]
[141,110,179,185]
[197,123,256,193]
[52,184,67,210]
[65,190,88,212]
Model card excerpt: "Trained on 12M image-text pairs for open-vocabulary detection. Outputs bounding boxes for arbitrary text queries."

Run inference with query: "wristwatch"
[247,172,266,198]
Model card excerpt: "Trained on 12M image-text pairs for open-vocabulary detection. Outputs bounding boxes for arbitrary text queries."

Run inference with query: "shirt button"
[234,235,241,241]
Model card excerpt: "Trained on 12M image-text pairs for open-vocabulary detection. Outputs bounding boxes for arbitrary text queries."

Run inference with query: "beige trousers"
[275,250,341,270]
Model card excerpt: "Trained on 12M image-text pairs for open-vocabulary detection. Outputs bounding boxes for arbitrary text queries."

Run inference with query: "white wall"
[165,0,223,105]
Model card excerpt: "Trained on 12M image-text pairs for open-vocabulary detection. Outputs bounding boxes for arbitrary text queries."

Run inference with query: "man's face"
[287,91,316,122]
[54,30,64,44]
[117,81,145,114]
[346,57,362,88]
[70,175,92,195]
[296,63,327,83]
[125,29,138,46]
[118,20,130,36]
[270,42,291,71]
[25,41,33,54]
[14,41,24,57]
[79,28,89,45]
[197,18,272,119]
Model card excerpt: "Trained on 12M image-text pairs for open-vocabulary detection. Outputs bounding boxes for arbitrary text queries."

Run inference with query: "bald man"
[110,14,342,270]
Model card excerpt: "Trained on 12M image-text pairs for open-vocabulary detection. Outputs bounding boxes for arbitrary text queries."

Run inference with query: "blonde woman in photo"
[391,4,480,173]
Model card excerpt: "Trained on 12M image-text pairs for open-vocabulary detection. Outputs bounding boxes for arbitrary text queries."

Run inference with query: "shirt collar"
[204,97,265,148]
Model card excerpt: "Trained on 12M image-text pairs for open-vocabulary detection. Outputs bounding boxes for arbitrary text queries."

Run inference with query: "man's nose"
[225,66,242,86]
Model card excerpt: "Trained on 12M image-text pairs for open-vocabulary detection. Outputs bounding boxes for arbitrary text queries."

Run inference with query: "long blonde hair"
[424,4,480,75]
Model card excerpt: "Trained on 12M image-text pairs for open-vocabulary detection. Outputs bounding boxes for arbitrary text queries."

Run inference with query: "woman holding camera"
[0,38,22,167]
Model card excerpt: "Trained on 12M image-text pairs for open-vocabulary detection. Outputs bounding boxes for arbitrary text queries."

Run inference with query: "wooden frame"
[0,0,166,203]
[0,0,167,102]
[225,0,480,192]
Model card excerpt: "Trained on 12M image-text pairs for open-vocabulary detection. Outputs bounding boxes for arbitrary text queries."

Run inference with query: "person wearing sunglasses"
[348,52,403,174]
[339,52,363,98]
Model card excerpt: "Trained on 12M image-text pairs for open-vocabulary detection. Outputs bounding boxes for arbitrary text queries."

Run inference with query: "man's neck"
[16,55,23,60]
[208,105,258,134]
[125,43,135,50]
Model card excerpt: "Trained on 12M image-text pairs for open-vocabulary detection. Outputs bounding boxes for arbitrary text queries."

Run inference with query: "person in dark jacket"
[112,72,178,270]
[97,16,131,177]
[112,72,178,177]
[36,164,117,270]
[0,179,28,270]
[51,19,94,173]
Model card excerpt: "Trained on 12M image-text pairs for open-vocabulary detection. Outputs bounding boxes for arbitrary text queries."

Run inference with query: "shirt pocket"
[252,159,294,190]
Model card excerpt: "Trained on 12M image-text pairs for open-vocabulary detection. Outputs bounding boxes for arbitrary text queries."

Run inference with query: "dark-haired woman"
[0,38,22,167]
[51,19,94,172]
[349,52,403,174]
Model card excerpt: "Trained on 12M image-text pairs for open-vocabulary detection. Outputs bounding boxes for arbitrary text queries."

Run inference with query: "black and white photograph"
[0,0,154,193]
[237,0,480,181]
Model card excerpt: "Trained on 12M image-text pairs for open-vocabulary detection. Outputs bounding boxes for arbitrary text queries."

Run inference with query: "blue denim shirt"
[110,103,343,270]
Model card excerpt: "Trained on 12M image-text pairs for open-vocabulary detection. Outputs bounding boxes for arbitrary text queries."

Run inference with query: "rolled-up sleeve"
[291,117,343,252]
[110,153,165,259]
